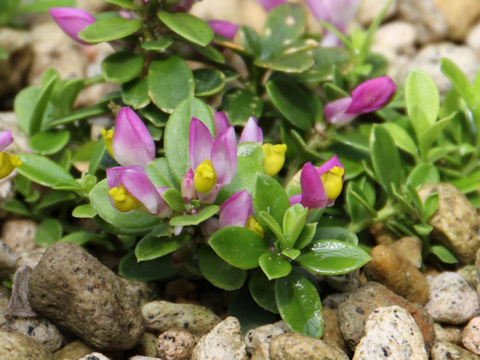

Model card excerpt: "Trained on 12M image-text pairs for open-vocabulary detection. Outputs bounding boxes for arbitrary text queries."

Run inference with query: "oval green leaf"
[170,205,219,226]
[249,270,278,313]
[119,251,177,281]
[253,173,290,226]
[121,78,151,109]
[79,17,142,43]
[255,52,314,73]
[135,232,189,262]
[101,51,144,84]
[157,11,214,46]
[35,218,62,247]
[259,252,292,280]
[222,88,263,126]
[194,69,226,97]
[406,163,440,189]
[29,130,70,155]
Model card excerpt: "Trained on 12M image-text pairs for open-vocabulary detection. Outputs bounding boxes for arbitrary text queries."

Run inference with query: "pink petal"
[289,194,302,205]
[181,168,197,202]
[219,190,252,228]
[324,97,356,125]
[214,111,230,137]
[256,0,288,11]
[347,76,397,115]
[120,167,162,214]
[189,118,214,170]
[106,165,141,189]
[317,155,344,175]
[240,117,263,144]
[156,187,174,218]
[306,0,360,28]
[208,20,239,40]
[0,131,13,151]
[211,127,237,185]
[300,162,328,209]
[49,7,96,45]
[113,107,156,167]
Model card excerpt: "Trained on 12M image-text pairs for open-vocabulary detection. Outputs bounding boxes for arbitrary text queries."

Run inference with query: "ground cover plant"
[2,0,480,339]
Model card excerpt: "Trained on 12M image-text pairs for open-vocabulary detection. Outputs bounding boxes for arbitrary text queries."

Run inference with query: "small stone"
[458,265,478,290]
[363,244,429,304]
[431,341,480,360]
[269,333,348,360]
[120,278,159,307]
[0,240,18,280]
[353,306,428,359]
[78,353,110,360]
[5,266,37,318]
[244,320,290,355]
[369,222,395,246]
[191,317,247,360]
[135,333,158,358]
[467,23,480,53]
[373,21,417,55]
[128,357,159,360]
[326,270,360,292]
[356,0,397,26]
[156,329,196,360]
[250,343,270,360]
[0,285,10,328]
[389,236,423,268]
[164,278,197,301]
[433,323,462,344]
[431,0,480,40]
[2,218,37,255]
[142,300,220,336]
[0,328,52,360]
[322,307,347,352]
[463,317,480,354]
[28,242,144,350]
[323,292,351,310]
[425,272,479,324]
[53,340,94,360]
[15,248,46,271]
[5,318,64,353]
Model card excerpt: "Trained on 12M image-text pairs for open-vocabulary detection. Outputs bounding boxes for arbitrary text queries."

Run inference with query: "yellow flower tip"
[320,166,345,200]
[247,215,264,238]
[262,143,287,176]
[101,128,115,158]
[108,185,139,212]
[0,152,20,179]
[194,159,217,194]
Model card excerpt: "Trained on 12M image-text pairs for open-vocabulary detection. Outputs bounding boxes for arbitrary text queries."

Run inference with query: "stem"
[83,75,105,87]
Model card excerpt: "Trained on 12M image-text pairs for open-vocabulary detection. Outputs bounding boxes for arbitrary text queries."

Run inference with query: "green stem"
[83,75,105,87]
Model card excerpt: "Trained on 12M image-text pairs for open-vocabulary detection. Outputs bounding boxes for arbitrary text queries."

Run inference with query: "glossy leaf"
[141,38,173,51]
[259,252,292,280]
[222,88,263,126]
[72,204,97,218]
[79,17,141,43]
[282,204,308,248]
[258,211,287,243]
[102,51,144,84]
[381,122,418,158]
[255,52,314,73]
[430,245,458,264]
[170,205,219,226]
[295,223,317,250]
[35,218,62,247]
[121,78,151,109]
[161,188,185,212]
[406,163,440,189]
[194,69,226,97]
[253,173,290,226]
[14,87,41,135]
[29,130,70,155]
[249,271,278,313]
[441,58,474,107]
[157,11,214,46]
[146,157,178,188]
[135,232,189,262]
[119,251,177,281]
[209,226,268,269]
[2,200,30,216]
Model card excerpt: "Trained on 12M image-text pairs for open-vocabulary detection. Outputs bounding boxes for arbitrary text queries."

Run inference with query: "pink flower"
[49,7,96,45]
[218,190,252,228]
[256,0,288,11]
[239,117,263,144]
[208,20,239,40]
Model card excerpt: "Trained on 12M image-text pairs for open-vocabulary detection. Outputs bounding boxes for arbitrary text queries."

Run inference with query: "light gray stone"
[431,341,480,360]
[467,22,480,53]
[2,218,37,255]
[0,286,10,328]
[356,0,397,26]
[426,272,479,324]
[191,317,247,360]
[0,240,17,280]
[15,248,46,271]
[0,328,52,360]
[463,317,480,355]
[433,323,462,344]
[373,21,417,55]
[142,301,220,336]
[250,343,270,360]
[244,321,290,356]
[353,306,427,359]
[432,0,480,41]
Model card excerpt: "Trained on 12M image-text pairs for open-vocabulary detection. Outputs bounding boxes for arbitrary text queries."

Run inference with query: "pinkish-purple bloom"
[218,190,252,229]
[240,117,263,144]
[208,20,239,40]
[0,131,13,151]
[256,0,288,11]
[49,7,96,45]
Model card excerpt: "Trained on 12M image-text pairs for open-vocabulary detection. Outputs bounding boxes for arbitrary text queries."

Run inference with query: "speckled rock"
[142,301,220,336]
[2,218,37,255]
[120,278,159,308]
[419,183,480,263]
[326,270,360,292]
[425,272,479,324]
[0,240,17,280]
[458,265,478,290]
[135,333,158,358]
[156,329,196,360]
[191,317,246,360]
[323,292,351,310]
[322,307,347,352]
[353,306,427,359]
[5,266,37,318]
[432,0,480,40]
[363,244,429,304]
[0,328,52,360]
[15,248,46,271]
[269,333,348,360]
[369,222,395,246]
[434,323,462,344]
[78,353,110,360]
[338,282,435,351]
[398,0,448,44]
[463,317,480,354]
[250,343,270,360]
[244,321,290,356]
[356,0,397,26]
[28,242,144,350]
[431,341,480,360]
[406,44,479,96]
[0,286,10,327]
[53,341,94,360]
[389,236,423,268]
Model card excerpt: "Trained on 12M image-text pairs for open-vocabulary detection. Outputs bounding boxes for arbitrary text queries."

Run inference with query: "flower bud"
[49,7,96,45]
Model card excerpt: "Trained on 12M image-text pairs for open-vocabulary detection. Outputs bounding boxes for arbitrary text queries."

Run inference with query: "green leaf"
[294,223,317,250]
[406,163,440,189]
[222,88,263,126]
[419,114,454,159]
[135,232,189,261]
[2,200,30,216]
[370,125,404,194]
[102,51,144,84]
[188,43,225,64]
[0,48,8,60]
[405,70,439,140]
[29,130,70,155]
[258,211,287,244]
[17,154,80,191]
[381,123,418,158]
[47,104,109,127]
[164,98,214,182]
[429,245,458,264]
[297,240,371,275]
[282,204,308,248]
[88,141,105,175]
[422,192,439,221]
[440,58,474,107]
[451,170,480,194]
[238,25,261,56]
[29,72,59,135]
[17,0,74,13]
[146,157,178,188]
[266,78,315,131]
[157,11,214,46]
[89,179,161,230]
[314,226,358,245]
[141,38,173,51]
[160,188,185,212]
[253,173,290,226]
[104,0,135,9]
[414,224,433,236]
[294,47,350,84]
[275,270,323,338]
[281,248,301,260]
[148,56,194,113]
[79,17,142,43]
[121,78,151,109]
[170,205,219,226]
[35,218,62,247]
[255,52,314,73]
[72,204,97,218]
[36,190,76,209]
[259,252,292,280]
[119,251,177,281]
[198,245,247,290]
[209,226,268,269]
[194,69,226,97]
[249,271,278,313]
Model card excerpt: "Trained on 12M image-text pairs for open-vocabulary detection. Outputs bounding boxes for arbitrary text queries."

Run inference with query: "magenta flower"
[107,166,172,217]
[218,190,252,228]
[0,131,13,151]
[240,117,263,144]
[49,7,96,45]
[290,156,345,209]
[110,107,156,167]
[0,130,22,180]
[208,20,239,40]
[181,168,197,203]
[188,116,237,203]
[324,76,396,125]
[256,0,288,11]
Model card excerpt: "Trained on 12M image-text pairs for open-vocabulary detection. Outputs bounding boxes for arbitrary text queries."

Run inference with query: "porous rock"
[431,341,480,360]
[425,272,479,324]
[28,242,144,350]
[0,285,10,327]
[135,333,158,358]
[326,270,360,292]
[389,236,423,268]
[433,323,462,344]
[419,183,480,263]
[1,218,37,255]
[53,340,94,360]
[0,239,17,280]
[458,264,478,290]
[15,248,46,271]
[356,0,397,26]
[120,278,159,308]
[244,320,290,355]
[78,353,110,360]
[353,306,428,359]
[463,317,480,355]
[191,316,246,360]
[156,329,196,360]
[0,328,52,360]
[322,307,347,352]
[142,300,220,336]
[431,0,480,40]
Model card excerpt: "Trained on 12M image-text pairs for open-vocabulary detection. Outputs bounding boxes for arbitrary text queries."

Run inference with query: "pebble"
[120,278,159,307]
[135,333,158,358]
[0,286,10,327]
[191,316,247,360]
[425,272,479,324]
[363,244,429,304]
[15,248,46,271]
[156,329,196,360]
[373,21,417,56]
[458,265,478,289]
[269,333,348,360]
[356,0,398,26]
[353,306,428,359]
[322,307,347,352]
[28,242,144,350]
[326,270,361,292]
[244,320,290,355]
[0,240,18,280]
[467,22,480,53]
[431,341,480,360]
[52,340,94,360]
[389,236,423,268]
[463,317,480,355]
[432,0,480,40]
[1,218,37,255]
[433,323,462,344]
[0,328,53,360]
[250,343,270,360]
[78,353,110,360]
[369,222,395,246]
[5,266,37,318]
[142,300,220,336]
